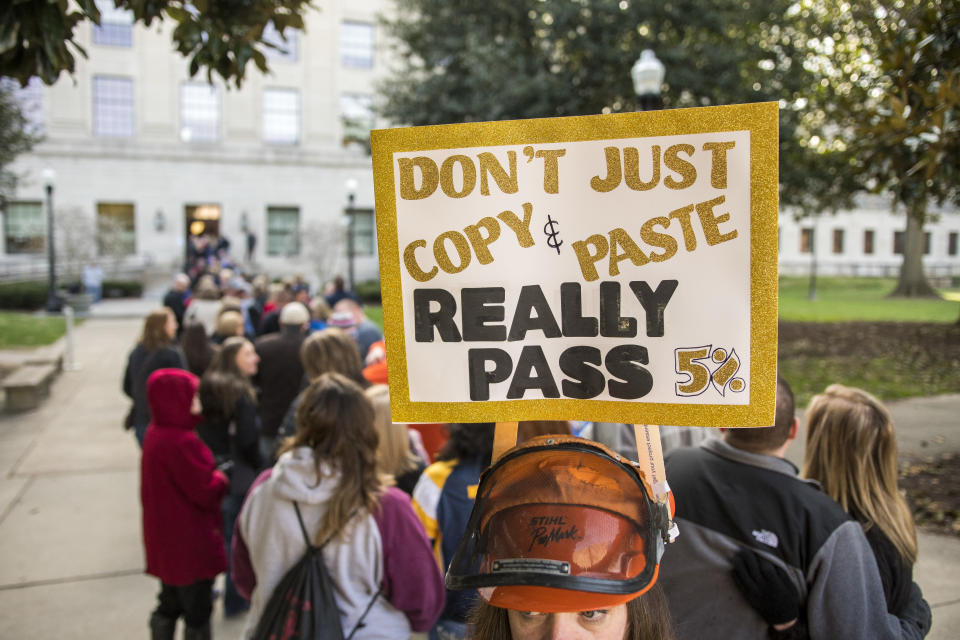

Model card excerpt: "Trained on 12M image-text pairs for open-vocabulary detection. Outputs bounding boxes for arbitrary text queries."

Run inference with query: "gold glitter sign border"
[371,102,778,427]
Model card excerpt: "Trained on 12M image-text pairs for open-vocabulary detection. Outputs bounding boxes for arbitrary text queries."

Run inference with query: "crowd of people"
[125,269,933,640]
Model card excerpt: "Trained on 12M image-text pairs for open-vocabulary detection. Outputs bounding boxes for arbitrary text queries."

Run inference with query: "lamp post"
[631,49,665,112]
[345,178,358,291]
[42,168,61,313]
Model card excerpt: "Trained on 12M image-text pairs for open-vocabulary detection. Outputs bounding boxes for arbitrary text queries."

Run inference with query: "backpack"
[251,502,381,640]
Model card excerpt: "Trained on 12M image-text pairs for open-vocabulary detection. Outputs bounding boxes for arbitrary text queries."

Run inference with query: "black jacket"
[123,344,187,429]
[197,394,263,497]
[253,327,306,438]
[659,439,930,640]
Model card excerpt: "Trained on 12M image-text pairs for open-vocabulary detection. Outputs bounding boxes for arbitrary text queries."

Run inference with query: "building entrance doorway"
[185,204,222,267]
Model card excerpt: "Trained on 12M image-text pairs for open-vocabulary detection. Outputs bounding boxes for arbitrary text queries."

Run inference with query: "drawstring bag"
[251,502,380,640]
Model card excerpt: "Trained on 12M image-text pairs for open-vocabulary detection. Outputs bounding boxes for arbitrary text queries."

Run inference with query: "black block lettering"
[508,285,562,341]
[629,280,678,337]
[559,346,605,399]
[413,289,461,342]
[462,287,507,341]
[506,346,560,399]
[468,348,513,401]
[605,344,653,399]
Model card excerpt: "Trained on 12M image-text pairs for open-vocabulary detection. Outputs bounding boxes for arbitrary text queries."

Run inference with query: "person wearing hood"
[141,368,229,640]
[231,372,445,639]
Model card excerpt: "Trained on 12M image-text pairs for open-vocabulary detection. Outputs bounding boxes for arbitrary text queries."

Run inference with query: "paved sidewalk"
[0,316,957,638]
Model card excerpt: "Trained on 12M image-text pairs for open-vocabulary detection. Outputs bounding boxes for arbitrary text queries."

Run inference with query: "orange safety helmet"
[445,435,672,613]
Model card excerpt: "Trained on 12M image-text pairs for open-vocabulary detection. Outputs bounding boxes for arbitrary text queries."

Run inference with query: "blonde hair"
[195,275,220,300]
[366,385,418,480]
[214,310,244,338]
[802,384,917,564]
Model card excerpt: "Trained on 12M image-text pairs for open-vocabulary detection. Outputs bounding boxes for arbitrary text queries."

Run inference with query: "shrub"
[354,279,382,304]
[0,281,49,310]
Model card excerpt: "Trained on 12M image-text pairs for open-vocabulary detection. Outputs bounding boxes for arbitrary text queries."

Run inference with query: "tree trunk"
[890,204,939,298]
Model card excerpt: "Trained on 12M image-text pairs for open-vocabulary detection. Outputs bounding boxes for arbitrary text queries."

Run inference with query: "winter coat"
[197,393,263,498]
[253,327,306,438]
[141,368,229,586]
[123,343,187,430]
[233,447,445,639]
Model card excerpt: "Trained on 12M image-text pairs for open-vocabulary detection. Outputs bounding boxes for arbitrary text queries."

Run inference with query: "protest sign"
[371,102,778,427]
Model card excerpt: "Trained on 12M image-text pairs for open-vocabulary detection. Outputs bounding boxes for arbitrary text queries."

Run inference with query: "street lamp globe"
[42,168,56,190]
[631,49,665,110]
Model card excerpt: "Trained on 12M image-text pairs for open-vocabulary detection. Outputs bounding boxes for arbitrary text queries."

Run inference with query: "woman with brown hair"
[180,320,218,378]
[276,327,369,442]
[470,587,675,640]
[198,336,263,617]
[231,373,444,639]
[802,384,918,614]
[123,307,187,446]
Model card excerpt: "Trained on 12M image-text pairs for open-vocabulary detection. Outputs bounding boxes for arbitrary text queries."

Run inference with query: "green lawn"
[779,276,960,323]
[364,304,383,330]
[0,312,71,348]
[363,276,960,404]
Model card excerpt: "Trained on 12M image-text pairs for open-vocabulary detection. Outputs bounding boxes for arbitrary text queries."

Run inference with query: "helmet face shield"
[446,436,669,613]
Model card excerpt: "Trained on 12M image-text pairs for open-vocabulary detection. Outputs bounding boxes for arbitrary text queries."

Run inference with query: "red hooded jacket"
[141,368,228,585]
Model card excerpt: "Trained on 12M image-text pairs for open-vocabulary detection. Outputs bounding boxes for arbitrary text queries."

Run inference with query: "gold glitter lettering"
[640,216,678,262]
[696,195,738,246]
[609,227,650,276]
[463,217,502,265]
[624,146,661,191]
[398,157,439,200]
[663,144,697,190]
[702,141,736,189]
[535,149,566,194]
[572,234,609,282]
[439,155,477,199]
[433,231,472,273]
[668,204,698,251]
[478,151,519,196]
[590,147,623,192]
[497,202,536,248]
[403,239,438,282]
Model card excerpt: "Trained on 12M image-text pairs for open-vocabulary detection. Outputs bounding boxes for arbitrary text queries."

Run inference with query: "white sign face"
[372,103,778,427]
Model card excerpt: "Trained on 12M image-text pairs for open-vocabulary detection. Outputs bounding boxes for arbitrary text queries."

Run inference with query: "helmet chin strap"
[634,424,679,545]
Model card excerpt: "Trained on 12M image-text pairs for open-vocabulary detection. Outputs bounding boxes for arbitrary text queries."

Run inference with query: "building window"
[92,0,133,47]
[2,77,44,135]
[949,232,958,256]
[893,230,904,255]
[180,83,219,142]
[863,229,875,255]
[340,93,374,148]
[350,209,375,256]
[263,89,299,144]
[93,76,134,137]
[263,23,298,62]
[894,230,933,255]
[3,201,44,254]
[832,229,844,254]
[267,206,300,256]
[340,21,374,68]
[799,227,813,254]
[96,202,136,255]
